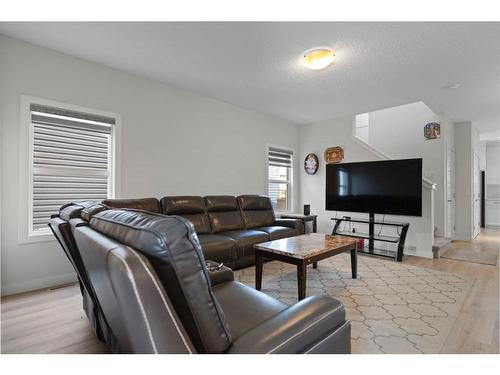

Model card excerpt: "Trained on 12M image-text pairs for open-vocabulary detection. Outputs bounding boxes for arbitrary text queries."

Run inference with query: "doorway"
[446,146,456,239]
[473,151,481,238]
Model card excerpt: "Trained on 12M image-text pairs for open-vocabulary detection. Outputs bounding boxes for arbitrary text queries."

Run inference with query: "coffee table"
[254,233,358,300]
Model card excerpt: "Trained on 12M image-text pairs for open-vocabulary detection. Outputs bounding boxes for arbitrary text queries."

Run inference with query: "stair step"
[432,237,453,259]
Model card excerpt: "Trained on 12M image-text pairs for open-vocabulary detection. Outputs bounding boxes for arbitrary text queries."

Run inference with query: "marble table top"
[254,233,357,260]
[280,213,318,219]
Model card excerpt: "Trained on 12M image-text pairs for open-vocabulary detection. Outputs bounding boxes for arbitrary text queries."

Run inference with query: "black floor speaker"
[303,204,310,216]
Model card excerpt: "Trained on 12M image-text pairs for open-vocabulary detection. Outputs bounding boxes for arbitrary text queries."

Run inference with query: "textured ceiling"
[1,22,499,132]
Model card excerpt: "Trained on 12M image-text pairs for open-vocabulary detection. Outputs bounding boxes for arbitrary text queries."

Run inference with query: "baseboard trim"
[1,272,78,297]
[452,236,473,242]
[413,250,434,259]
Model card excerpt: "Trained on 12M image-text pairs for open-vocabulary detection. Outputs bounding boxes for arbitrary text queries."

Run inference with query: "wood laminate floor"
[1,228,498,354]
[1,283,109,354]
[405,228,499,354]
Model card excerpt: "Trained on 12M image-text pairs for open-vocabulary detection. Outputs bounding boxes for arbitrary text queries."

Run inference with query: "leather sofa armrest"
[228,296,350,354]
[205,260,234,286]
[274,218,304,234]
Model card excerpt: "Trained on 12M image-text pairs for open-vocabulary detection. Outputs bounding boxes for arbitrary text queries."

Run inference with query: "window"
[27,102,117,236]
[267,146,293,212]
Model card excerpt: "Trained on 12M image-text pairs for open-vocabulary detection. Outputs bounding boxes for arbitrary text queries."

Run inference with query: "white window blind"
[267,147,293,211]
[30,104,115,233]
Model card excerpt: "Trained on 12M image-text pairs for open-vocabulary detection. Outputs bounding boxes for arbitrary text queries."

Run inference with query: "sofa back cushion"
[88,209,232,353]
[59,201,98,221]
[81,202,108,222]
[101,198,160,213]
[204,196,244,233]
[160,196,211,234]
[237,195,275,229]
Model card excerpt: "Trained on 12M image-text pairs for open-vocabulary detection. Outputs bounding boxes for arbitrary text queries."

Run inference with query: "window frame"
[18,95,122,243]
[266,144,294,214]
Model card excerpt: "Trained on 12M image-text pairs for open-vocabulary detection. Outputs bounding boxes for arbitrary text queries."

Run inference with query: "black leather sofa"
[103,195,304,269]
[49,202,351,354]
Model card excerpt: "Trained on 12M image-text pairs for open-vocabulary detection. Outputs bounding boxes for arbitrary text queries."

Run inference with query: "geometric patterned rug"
[234,253,473,354]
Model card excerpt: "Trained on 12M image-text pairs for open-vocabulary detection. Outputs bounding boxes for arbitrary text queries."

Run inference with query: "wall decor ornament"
[424,122,441,140]
[324,146,344,164]
[304,153,319,175]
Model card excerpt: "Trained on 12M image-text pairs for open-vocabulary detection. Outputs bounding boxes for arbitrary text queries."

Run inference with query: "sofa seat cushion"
[197,234,236,265]
[212,281,287,340]
[221,230,270,258]
[227,295,348,354]
[256,226,297,240]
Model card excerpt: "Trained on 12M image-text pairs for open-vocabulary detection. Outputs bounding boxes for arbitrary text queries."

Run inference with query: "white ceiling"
[1,22,499,133]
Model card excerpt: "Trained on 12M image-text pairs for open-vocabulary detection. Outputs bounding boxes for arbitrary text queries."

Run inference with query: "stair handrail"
[351,129,437,191]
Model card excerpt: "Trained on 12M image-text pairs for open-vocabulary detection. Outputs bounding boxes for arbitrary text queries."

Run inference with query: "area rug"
[234,254,472,354]
[441,243,498,266]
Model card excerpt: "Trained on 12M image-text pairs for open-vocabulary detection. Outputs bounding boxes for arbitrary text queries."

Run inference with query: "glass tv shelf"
[331,215,410,262]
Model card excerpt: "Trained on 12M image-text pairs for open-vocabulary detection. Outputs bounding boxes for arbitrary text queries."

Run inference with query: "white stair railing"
[351,123,436,191]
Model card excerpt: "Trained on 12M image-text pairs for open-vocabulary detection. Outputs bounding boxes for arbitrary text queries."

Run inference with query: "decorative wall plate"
[324,146,344,164]
[424,122,441,140]
[304,153,319,175]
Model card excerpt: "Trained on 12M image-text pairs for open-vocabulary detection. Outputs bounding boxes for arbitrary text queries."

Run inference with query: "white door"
[486,145,500,184]
[486,200,500,226]
[446,147,456,239]
[473,152,481,238]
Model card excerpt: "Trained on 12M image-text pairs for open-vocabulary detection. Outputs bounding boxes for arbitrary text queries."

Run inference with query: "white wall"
[299,115,435,259]
[368,102,437,180]
[362,102,450,237]
[478,141,487,172]
[471,122,482,171]
[454,122,473,240]
[0,35,300,295]
[485,141,500,227]
[354,113,369,143]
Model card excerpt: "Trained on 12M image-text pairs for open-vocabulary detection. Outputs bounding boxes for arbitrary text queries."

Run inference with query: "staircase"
[351,109,438,259]
[351,125,436,190]
[432,236,453,258]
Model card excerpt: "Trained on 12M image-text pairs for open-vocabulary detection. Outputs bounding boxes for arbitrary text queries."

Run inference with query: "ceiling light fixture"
[303,48,335,71]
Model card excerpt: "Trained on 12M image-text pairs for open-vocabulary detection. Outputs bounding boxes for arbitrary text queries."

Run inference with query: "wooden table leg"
[255,252,263,290]
[312,262,318,269]
[350,247,357,279]
[297,261,307,300]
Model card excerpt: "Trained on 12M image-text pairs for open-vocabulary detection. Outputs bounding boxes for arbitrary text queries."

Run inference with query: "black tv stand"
[331,214,409,262]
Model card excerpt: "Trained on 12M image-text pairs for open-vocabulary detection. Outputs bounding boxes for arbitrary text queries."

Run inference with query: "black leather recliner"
[48,201,118,350]
[53,204,350,353]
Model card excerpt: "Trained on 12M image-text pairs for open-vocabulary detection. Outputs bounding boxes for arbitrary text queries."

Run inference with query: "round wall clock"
[304,153,319,175]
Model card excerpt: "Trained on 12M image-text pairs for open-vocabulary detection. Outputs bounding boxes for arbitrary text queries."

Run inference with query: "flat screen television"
[325,158,422,216]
